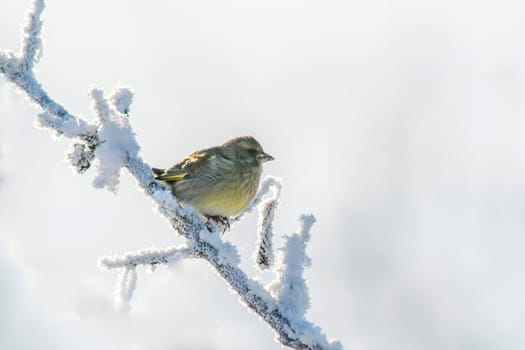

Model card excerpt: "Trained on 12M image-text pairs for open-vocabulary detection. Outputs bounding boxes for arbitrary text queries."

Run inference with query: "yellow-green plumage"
[153,136,273,219]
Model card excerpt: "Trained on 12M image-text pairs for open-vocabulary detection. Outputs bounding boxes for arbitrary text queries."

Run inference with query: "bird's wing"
[156,148,216,181]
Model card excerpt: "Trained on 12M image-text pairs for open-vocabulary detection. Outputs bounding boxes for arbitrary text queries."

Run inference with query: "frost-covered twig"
[115,266,137,311]
[252,177,282,269]
[100,245,193,311]
[270,214,316,319]
[255,200,277,269]
[0,0,98,172]
[0,2,343,349]
[99,245,193,270]
[238,176,283,217]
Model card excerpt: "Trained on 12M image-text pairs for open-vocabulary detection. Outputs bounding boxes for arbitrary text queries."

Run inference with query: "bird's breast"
[175,164,262,217]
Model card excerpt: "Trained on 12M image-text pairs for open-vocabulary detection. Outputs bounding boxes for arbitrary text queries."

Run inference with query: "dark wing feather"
[156,148,217,182]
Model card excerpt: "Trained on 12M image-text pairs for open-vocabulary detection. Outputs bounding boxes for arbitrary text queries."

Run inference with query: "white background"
[1,0,525,349]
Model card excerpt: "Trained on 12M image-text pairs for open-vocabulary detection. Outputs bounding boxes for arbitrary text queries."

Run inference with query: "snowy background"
[2,0,525,349]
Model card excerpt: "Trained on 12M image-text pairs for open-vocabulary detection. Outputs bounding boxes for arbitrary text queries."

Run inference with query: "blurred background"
[1,0,525,349]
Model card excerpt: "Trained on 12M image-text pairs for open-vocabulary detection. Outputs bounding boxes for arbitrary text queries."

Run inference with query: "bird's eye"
[248,148,258,155]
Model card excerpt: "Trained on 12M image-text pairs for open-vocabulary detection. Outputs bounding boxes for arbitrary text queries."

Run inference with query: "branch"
[270,214,316,319]
[0,2,343,349]
[99,245,194,270]
[99,245,195,311]
[253,178,282,269]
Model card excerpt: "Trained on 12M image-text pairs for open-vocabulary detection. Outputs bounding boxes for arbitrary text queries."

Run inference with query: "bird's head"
[221,136,274,164]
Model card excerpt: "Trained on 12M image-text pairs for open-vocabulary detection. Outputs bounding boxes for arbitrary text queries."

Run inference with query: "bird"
[152,136,274,227]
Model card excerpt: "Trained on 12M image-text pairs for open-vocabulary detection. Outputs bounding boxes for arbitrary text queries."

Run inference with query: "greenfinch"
[153,136,274,223]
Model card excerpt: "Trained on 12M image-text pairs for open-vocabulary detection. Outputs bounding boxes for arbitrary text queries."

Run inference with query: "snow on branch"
[0,0,43,77]
[0,0,99,173]
[99,245,193,311]
[0,2,343,349]
[270,214,316,319]
[20,0,44,72]
[90,86,139,192]
[115,266,137,312]
[253,176,282,270]
[0,0,76,124]
[99,245,193,271]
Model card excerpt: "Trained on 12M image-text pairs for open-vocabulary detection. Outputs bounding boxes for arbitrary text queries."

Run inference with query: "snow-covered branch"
[99,245,194,270]
[0,2,343,349]
[270,214,316,319]
[253,177,282,269]
[100,245,195,311]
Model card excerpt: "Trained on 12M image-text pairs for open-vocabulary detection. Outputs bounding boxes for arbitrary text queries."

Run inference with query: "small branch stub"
[255,199,277,269]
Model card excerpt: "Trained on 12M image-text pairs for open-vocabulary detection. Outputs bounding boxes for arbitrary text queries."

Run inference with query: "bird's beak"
[257,152,274,162]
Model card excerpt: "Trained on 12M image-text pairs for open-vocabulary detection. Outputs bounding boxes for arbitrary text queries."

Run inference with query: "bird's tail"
[152,167,164,179]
